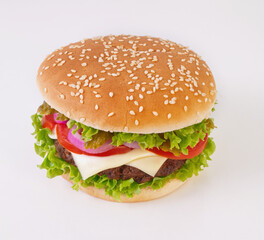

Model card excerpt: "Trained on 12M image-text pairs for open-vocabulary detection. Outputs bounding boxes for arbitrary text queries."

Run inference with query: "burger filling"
[54,139,186,184]
[32,102,216,200]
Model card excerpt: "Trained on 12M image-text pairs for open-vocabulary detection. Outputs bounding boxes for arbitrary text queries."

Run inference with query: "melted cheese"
[127,156,167,177]
[71,149,167,180]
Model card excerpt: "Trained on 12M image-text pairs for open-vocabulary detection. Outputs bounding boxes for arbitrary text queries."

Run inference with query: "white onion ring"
[67,128,115,154]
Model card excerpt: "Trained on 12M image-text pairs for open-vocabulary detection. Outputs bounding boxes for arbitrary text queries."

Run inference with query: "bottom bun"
[62,173,188,202]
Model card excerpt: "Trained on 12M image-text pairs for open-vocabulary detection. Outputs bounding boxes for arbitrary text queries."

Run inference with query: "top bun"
[37,35,216,133]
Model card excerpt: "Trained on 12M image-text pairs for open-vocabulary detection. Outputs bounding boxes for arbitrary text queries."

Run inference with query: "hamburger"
[32,35,216,202]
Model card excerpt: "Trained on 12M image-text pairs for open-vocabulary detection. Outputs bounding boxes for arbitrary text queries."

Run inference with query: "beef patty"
[54,140,186,184]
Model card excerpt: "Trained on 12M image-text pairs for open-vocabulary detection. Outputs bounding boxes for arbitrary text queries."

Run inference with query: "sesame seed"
[109,92,114,97]
[79,75,87,80]
[185,96,189,100]
[71,69,77,73]
[95,94,101,98]
[59,81,67,85]
[152,111,158,116]
[81,63,87,67]
[60,94,65,99]
[57,60,65,66]
[129,110,135,115]
[124,126,128,131]
[95,104,99,110]
[139,94,143,99]
[108,112,114,117]
[99,78,105,81]
[168,113,172,119]
[135,119,139,126]
[139,106,143,112]
[184,106,188,112]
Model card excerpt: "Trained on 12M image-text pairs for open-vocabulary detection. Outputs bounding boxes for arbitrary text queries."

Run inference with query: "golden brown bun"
[62,173,187,202]
[37,35,216,133]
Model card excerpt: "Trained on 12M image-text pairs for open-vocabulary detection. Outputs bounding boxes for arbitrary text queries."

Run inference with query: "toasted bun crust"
[37,35,216,133]
[62,173,187,202]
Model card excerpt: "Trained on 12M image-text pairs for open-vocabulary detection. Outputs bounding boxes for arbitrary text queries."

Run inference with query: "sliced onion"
[123,141,140,149]
[53,113,68,124]
[67,128,115,154]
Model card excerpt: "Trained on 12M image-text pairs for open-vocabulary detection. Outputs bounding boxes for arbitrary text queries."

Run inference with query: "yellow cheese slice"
[71,149,167,180]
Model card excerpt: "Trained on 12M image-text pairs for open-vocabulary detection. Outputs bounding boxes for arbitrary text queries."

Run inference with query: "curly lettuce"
[112,118,214,155]
[68,117,214,155]
[67,119,99,142]
[32,113,216,201]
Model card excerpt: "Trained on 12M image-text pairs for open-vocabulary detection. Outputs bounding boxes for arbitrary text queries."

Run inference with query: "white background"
[0,0,264,239]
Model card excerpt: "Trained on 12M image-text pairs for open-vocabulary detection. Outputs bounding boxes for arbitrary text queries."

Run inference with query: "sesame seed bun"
[62,173,187,202]
[37,35,216,133]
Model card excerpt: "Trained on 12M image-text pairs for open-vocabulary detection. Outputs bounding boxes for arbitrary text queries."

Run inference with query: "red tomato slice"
[41,114,56,132]
[147,134,208,160]
[56,123,132,157]
[56,123,84,154]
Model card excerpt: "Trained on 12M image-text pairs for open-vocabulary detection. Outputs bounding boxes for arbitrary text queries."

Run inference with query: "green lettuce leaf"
[112,118,214,155]
[32,113,216,201]
[67,119,98,142]
[111,132,165,149]
[176,138,216,181]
